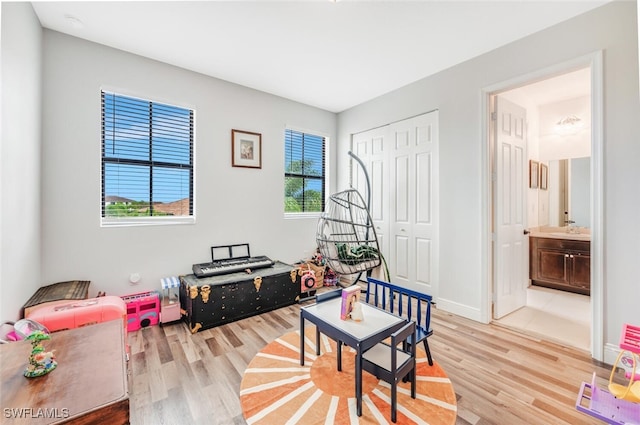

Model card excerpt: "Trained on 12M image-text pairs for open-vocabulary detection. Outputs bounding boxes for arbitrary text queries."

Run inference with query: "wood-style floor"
[127,295,610,425]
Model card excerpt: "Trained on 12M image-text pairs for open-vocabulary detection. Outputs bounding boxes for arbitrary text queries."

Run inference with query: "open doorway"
[483,53,604,360]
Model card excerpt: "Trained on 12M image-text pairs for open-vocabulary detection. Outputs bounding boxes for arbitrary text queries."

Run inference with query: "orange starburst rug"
[240,325,457,424]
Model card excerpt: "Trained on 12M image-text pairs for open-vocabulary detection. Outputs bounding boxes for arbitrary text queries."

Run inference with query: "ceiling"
[31,1,610,113]
[509,66,591,106]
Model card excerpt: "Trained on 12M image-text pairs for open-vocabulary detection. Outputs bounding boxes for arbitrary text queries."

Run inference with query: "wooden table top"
[0,319,128,424]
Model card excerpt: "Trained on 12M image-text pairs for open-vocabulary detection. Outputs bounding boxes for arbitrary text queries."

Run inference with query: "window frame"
[100,89,196,227]
[284,127,327,217]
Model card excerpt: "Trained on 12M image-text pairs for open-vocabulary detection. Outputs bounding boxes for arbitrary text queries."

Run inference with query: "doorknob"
[523,229,530,235]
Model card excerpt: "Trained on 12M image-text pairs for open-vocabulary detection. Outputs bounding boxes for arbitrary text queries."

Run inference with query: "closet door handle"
[523,229,530,235]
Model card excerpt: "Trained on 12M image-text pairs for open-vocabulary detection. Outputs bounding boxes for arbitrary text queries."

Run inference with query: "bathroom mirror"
[539,157,590,228]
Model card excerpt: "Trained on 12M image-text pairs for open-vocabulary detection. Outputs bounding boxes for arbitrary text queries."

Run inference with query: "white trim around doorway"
[480,51,604,361]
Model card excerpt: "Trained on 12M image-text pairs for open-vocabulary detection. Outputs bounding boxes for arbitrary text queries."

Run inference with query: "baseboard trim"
[436,297,484,323]
[603,342,621,367]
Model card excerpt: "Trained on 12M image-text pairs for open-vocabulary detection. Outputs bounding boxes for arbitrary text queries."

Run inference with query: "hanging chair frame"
[316,151,388,279]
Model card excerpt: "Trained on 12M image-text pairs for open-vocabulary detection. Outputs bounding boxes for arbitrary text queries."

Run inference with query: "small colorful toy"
[608,323,640,402]
[323,268,339,286]
[0,318,49,344]
[576,373,640,424]
[620,323,640,382]
[0,321,20,343]
[576,323,640,424]
[24,330,57,378]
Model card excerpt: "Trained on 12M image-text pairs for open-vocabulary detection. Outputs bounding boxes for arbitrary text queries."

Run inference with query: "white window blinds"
[101,91,194,223]
[284,129,325,213]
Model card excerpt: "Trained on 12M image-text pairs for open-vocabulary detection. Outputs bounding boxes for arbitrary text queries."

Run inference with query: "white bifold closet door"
[389,112,439,295]
[352,126,389,263]
[351,111,439,298]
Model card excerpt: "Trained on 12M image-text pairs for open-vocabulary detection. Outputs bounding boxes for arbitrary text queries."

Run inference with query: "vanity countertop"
[528,226,591,242]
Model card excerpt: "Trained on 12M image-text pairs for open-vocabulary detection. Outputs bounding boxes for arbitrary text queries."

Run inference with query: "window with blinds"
[101,91,194,225]
[284,129,325,213]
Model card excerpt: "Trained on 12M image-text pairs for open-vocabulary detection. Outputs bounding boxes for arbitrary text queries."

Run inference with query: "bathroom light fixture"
[555,114,584,135]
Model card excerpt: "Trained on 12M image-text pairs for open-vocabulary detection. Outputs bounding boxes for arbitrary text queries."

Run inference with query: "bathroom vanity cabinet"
[529,236,590,295]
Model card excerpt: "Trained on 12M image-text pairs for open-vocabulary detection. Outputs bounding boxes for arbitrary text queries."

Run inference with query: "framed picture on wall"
[529,160,539,189]
[540,163,548,190]
[232,129,262,169]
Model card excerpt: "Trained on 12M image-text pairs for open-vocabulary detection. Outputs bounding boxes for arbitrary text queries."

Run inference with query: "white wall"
[1,3,43,320]
[337,1,640,350]
[38,30,336,299]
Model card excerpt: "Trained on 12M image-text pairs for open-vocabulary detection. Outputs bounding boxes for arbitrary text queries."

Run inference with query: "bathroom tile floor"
[494,285,590,351]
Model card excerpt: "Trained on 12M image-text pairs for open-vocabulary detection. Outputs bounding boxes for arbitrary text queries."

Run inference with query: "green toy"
[24,330,57,378]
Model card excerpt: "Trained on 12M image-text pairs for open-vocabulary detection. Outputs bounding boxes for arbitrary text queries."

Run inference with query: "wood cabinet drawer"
[534,236,589,252]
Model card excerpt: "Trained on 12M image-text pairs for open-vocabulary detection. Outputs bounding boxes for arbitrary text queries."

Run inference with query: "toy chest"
[180,261,297,333]
[121,291,160,332]
[25,295,126,334]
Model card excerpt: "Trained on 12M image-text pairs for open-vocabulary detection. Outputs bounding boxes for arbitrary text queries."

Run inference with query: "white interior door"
[494,97,528,319]
[389,112,439,295]
[352,127,389,276]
